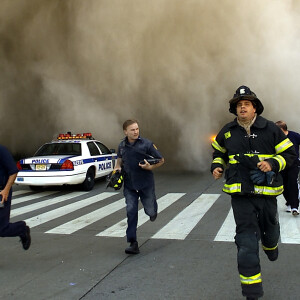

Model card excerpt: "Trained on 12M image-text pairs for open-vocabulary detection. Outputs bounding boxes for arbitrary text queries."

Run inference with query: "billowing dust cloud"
[1,0,300,171]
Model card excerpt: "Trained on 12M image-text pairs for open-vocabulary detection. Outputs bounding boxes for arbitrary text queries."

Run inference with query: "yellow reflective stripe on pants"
[275,138,293,154]
[240,273,262,285]
[262,244,278,251]
[212,140,226,153]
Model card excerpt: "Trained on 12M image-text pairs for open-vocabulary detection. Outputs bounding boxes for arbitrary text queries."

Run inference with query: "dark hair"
[275,120,288,131]
[122,119,139,130]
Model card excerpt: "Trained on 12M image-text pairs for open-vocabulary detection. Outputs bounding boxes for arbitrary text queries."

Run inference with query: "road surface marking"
[12,191,60,205]
[97,193,185,237]
[46,197,125,234]
[214,207,235,242]
[25,192,118,228]
[152,194,220,240]
[11,192,88,217]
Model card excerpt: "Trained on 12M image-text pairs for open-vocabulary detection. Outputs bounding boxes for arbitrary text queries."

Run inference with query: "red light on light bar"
[57,133,93,140]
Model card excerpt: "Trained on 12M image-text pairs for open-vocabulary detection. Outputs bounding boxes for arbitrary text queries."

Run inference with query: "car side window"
[87,142,100,156]
[95,142,111,155]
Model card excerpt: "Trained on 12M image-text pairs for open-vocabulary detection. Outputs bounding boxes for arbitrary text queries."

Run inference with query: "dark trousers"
[0,191,27,237]
[281,162,299,209]
[231,195,280,298]
[123,185,157,243]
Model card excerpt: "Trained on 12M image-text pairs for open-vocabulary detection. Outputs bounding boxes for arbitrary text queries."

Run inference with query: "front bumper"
[16,171,86,186]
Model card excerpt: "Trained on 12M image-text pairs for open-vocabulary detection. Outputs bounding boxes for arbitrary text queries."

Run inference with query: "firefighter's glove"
[250,169,266,185]
[266,171,275,185]
[235,154,260,170]
[250,170,276,185]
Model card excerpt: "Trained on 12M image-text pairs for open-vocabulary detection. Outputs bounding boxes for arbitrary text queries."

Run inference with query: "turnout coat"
[211,116,297,196]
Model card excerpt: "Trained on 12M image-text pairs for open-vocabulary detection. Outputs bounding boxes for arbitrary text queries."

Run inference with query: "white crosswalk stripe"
[12,191,60,205]
[214,208,235,242]
[152,194,220,240]
[11,191,88,217]
[26,192,118,228]
[97,193,185,238]
[46,196,125,234]
[9,191,300,243]
[13,190,33,197]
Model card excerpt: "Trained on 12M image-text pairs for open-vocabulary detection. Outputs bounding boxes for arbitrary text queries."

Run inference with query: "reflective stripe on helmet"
[212,140,226,153]
[275,138,293,154]
[212,157,226,168]
[108,172,124,190]
[240,273,262,285]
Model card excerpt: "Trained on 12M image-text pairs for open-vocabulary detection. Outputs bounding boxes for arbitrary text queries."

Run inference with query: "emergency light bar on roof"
[57,132,93,140]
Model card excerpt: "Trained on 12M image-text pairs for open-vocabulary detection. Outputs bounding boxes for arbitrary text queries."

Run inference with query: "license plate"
[36,164,47,171]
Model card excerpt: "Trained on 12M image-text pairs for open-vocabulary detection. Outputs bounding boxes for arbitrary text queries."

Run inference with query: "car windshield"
[34,143,82,156]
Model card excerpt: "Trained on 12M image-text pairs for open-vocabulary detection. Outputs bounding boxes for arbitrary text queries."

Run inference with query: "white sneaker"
[286,205,291,212]
[292,208,299,216]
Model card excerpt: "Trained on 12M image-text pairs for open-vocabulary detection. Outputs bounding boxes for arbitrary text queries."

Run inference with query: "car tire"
[82,168,95,191]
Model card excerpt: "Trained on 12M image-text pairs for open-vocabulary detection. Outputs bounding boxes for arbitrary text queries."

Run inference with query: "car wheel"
[82,168,95,191]
[29,185,44,191]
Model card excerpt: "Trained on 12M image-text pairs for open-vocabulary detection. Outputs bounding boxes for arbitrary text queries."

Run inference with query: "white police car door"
[95,141,115,175]
[87,141,113,178]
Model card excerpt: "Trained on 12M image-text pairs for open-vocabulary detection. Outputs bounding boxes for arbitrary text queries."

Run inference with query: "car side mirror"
[110,149,116,153]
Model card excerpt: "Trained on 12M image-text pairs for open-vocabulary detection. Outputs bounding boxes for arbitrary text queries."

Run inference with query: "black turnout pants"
[231,195,280,298]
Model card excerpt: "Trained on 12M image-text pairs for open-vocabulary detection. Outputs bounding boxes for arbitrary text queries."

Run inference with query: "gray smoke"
[1,0,300,170]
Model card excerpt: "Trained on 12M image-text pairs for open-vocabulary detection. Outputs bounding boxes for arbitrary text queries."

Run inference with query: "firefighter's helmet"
[229,85,264,115]
[106,170,124,190]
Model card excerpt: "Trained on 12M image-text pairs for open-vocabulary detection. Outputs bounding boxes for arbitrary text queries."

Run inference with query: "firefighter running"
[211,86,297,299]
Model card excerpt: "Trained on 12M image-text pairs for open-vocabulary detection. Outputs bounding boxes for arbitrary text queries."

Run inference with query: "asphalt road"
[1,172,299,300]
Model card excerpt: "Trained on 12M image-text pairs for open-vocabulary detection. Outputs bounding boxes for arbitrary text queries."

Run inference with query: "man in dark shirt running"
[114,119,164,254]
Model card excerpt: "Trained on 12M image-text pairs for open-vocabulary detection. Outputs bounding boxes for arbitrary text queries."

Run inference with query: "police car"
[16,132,117,191]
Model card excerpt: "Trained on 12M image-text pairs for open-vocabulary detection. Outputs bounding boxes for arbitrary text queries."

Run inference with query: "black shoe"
[125,241,139,254]
[20,226,31,250]
[264,247,278,261]
[150,213,157,222]
[246,297,258,300]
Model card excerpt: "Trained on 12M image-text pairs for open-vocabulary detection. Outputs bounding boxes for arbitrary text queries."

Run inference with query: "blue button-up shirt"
[117,137,163,190]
